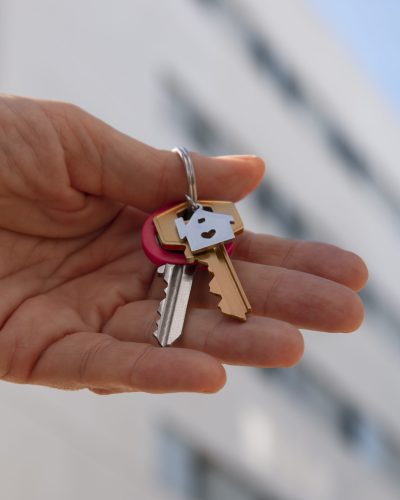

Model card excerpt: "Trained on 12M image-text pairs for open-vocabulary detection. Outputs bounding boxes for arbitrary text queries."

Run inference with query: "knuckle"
[43,99,84,120]
[261,269,285,317]
[78,336,115,385]
[129,345,153,388]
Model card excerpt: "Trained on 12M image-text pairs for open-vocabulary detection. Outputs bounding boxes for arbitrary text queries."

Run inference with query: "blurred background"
[0,1,399,499]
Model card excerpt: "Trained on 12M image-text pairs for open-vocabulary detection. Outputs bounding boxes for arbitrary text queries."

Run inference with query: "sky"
[307,0,400,116]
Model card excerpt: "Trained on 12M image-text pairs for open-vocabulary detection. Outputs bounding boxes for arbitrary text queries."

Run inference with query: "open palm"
[0,95,367,394]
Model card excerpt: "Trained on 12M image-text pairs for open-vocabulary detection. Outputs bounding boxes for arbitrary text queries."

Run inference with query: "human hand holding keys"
[0,95,367,394]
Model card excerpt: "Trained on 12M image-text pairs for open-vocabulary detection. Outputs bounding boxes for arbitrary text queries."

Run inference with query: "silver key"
[154,264,195,347]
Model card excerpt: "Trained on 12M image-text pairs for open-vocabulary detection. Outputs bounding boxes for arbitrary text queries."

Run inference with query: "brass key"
[195,243,250,320]
[154,200,251,320]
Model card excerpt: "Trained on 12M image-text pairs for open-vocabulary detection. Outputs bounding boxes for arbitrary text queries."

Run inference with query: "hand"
[0,95,367,394]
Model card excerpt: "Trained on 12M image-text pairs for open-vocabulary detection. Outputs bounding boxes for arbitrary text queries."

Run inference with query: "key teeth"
[209,275,222,296]
[207,274,249,320]
[153,269,170,347]
[208,275,226,314]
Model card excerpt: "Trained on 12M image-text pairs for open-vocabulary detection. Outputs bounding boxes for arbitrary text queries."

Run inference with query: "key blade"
[154,264,194,347]
[197,245,251,320]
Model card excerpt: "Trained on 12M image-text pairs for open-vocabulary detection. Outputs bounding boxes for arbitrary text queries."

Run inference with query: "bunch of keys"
[141,147,251,347]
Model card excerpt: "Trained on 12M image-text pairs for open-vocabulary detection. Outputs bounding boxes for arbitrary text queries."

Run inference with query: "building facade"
[0,1,399,499]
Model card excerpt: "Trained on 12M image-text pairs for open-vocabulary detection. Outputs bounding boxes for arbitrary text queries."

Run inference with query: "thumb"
[55,103,265,211]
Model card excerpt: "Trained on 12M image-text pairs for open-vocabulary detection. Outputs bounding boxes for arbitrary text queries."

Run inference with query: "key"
[154,200,251,320]
[195,244,250,320]
[155,263,195,347]
[141,205,196,347]
[141,203,236,346]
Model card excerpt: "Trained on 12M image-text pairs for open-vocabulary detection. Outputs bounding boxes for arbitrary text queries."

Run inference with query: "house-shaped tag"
[175,208,235,253]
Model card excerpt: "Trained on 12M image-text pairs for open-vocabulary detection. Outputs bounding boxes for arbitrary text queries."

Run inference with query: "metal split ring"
[172,146,200,211]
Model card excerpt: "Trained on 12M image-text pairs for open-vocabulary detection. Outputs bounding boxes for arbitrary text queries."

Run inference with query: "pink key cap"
[141,203,234,266]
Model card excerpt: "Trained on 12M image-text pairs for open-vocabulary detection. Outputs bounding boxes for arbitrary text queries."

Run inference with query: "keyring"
[172,146,200,211]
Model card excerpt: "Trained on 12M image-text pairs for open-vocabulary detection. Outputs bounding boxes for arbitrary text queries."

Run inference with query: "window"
[193,0,400,220]
[323,123,371,180]
[262,367,400,482]
[254,182,310,239]
[159,427,283,500]
[161,76,242,156]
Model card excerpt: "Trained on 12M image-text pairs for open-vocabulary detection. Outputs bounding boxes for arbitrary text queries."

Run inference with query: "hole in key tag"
[201,229,216,239]
[141,203,234,267]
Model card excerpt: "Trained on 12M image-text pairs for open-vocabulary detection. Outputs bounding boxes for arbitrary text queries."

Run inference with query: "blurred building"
[0,1,399,499]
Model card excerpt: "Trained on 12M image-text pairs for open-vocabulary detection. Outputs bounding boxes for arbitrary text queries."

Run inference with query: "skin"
[0,94,368,395]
